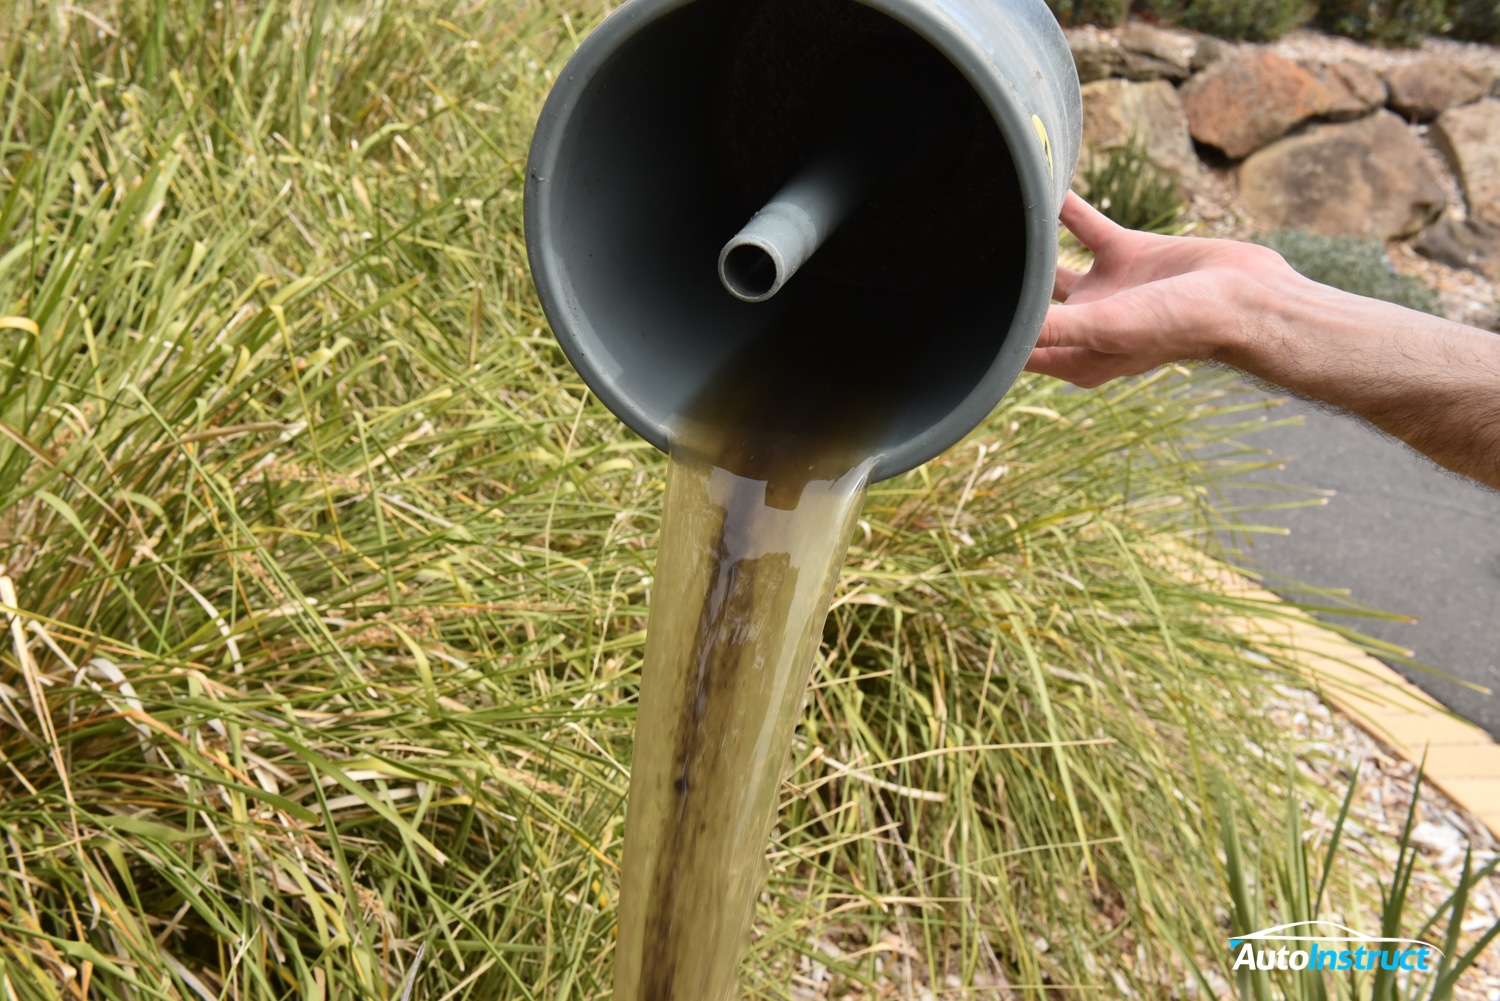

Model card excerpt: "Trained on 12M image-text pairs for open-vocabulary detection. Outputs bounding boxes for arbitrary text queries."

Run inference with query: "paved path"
[1218,387,1500,738]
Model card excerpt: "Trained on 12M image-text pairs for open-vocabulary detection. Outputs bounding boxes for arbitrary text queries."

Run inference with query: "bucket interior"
[537,0,1031,475]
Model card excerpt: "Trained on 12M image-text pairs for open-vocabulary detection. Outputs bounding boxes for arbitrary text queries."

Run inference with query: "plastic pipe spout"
[718,111,899,303]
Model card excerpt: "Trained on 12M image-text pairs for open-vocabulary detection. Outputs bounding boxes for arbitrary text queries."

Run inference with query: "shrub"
[1078,134,1186,233]
[1315,0,1448,45]
[1149,0,1311,40]
[1254,229,1445,314]
[1447,0,1500,40]
[1044,0,1130,27]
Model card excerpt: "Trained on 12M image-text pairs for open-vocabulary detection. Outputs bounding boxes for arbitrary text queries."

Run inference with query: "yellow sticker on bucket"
[1032,114,1053,177]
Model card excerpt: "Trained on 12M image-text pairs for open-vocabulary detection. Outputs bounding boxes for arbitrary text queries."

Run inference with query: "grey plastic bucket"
[524,0,1082,481]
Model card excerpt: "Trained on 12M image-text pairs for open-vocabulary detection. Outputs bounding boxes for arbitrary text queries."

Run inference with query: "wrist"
[1214,251,1337,380]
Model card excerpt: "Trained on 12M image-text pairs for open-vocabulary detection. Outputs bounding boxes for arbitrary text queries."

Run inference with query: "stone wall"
[1070,23,1500,278]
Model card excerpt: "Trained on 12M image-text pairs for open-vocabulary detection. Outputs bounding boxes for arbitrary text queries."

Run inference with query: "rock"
[1415,217,1500,278]
[1118,22,1195,82]
[1080,79,1201,186]
[1239,111,1446,239]
[1066,26,1125,84]
[1383,60,1490,121]
[1181,51,1328,159]
[1067,22,1203,84]
[1190,35,1231,73]
[1433,100,1500,230]
[1309,61,1388,121]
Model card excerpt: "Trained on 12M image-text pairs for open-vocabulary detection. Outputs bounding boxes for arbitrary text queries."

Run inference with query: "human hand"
[1024,194,1500,488]
[1026,192,1303,388]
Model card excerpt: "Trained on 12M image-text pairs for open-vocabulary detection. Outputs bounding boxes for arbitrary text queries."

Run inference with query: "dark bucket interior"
[537,0,1029,480]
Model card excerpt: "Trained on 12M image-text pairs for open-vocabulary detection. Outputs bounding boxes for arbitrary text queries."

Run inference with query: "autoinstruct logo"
[1229,921,1442,974]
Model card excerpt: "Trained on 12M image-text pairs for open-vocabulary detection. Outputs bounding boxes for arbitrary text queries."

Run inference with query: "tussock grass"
[0,1,1437,998]
[1078,135,1186,235]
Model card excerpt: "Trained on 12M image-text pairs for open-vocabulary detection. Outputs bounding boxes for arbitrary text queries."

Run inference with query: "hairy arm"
[1028,193,1500,490]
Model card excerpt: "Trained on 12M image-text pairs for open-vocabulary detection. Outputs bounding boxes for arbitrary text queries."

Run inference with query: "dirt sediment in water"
[612,311,887,999]
[611,454,870,1001]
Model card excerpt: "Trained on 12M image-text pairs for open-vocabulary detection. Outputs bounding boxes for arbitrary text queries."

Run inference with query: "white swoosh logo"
[1228,921,1442,957]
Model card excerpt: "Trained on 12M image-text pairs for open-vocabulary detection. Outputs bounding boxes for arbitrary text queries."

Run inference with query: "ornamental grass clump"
[0,1,1464,998]
[1079,134,1186,234]
[1218,758,1500,1001]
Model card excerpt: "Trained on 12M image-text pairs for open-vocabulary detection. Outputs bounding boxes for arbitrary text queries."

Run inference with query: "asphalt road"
[1217,386,1500,739]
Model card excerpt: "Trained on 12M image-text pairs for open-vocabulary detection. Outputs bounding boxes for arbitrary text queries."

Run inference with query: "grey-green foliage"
[1446,0,1500,40]
[1044,0,1130,27]
[1148,0,1311,40]
[1254,230,1444,316]
[1315,0,1449,45]
[1079,134,1186,234]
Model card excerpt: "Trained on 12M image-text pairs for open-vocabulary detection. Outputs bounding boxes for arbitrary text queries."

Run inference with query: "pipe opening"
[721,243,780,301]
[527,0,1041,478]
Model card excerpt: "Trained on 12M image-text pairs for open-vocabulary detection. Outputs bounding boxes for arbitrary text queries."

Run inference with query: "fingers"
[1031,298,1156,388]
[1023,346,1117,389]
[1058,191,1123,255]
[1053,266,1084,303]
[1035,298,1105,351]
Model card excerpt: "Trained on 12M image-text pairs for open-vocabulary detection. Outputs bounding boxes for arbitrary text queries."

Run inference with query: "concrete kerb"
[1054,237,1498,833]
[1178,544,1500,838]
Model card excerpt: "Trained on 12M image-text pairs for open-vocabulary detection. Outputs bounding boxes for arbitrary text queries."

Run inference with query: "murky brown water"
[611,452,871,1001]
[610,296,902,999]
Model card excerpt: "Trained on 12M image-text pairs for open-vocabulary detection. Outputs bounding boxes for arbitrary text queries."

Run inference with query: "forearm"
[1037,195,1500,491]
[1224,272,1500,489]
